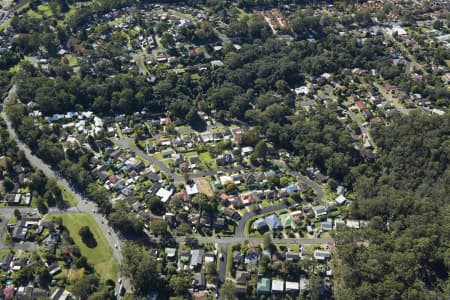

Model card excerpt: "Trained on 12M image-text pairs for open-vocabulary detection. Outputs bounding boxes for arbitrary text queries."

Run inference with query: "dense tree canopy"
[336,113,450,299]
[121,242,164,296]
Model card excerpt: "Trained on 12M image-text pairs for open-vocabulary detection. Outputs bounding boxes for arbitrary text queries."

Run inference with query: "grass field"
[46,213,119,281]
[59,184,78,207]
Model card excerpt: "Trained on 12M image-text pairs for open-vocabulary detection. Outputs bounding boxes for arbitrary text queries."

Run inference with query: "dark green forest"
[2,0,450,298]
[335,113,450,299]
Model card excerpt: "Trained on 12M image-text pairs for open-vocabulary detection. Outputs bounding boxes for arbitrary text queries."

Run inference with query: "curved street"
[113,138,246,182]
[1,88,124,288]
[2,86,330,294]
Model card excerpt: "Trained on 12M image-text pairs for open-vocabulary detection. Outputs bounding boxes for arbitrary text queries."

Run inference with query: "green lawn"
[199,151,217,170]
[64,54,78,67]
[0,20,10,31]
[152,152,163,160]
[16,2,30,13]
[115,124,123,138]
[277,244,299,252]
[244,214,260,237]
[26,9,42,19]
[226,243,234,278]
[46,213,119,281]
[37,4,53,16]
[184,151,198,158]
[260,200,271,208]
[199,151,214,163]
[59,184,78,207]
[320,231,332,238]
[191,74,201,81]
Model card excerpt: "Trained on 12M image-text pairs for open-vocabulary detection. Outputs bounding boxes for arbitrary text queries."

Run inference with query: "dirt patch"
[195,177,213,198]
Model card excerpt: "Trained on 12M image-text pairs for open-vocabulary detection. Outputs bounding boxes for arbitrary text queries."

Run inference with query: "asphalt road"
[0,208,37,251]
[131,53,148,75]
[3,83,329,293]
[113,138,245,182]
[345,109,377,150]
[176,235,334,246]
[373,82,411,115]
[271,160,324,201]
[218,243,228,283]
[1,87,125,293]
[235,203,288,238]
[0,208,82,251]
[114,138,185,182]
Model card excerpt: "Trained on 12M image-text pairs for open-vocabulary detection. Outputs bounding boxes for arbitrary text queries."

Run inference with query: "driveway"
[345,109,377,150]
[235,203,288,238]
[131,53,148,75]
[114,138,245,183]
[114,138,185,182]
[271,159,324,201]
[1,87,125,294]
[218,243,228,283]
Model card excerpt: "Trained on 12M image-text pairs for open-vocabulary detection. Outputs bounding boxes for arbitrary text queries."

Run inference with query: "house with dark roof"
[213,218,225,231]
[314,250,331,261]
[232,251,242,265]
[193,272,206,290]
[221,207,240,221]
[1,253,13,270]
[235,271,251,285]
[244,249,259,268]
[12,222,27,241]
[313,205,327,218]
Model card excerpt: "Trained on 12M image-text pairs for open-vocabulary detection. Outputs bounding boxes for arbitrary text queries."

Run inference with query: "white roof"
[94,116,103,127]
[271,280,284,292]
[392,26,407,35]
[321,73,332,79]
[432,108,445,116]
[346,220,360,229]
[156,187,173,203]
[62,122,75,129]
[220,175,233,186]
[82,111,93,118]
[335,194,346,205]
[186,184,198,195]
[204,256,215,264]
[211,60,224,67]
[299,275,309,290]
[241,146,253,154]
[314,250,331,260]
[285,281,299,291]
[294,86,310,95]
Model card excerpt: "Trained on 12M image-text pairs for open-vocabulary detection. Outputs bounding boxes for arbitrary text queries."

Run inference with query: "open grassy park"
[46,213,119,281]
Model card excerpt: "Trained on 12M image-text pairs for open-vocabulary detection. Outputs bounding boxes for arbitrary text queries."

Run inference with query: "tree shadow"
[191,119,207,132]
[81,230,97,248]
